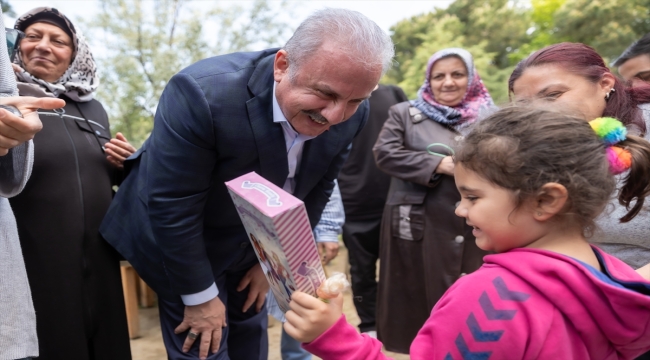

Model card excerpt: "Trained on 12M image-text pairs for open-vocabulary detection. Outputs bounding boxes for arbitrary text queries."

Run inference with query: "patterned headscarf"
[13,7,98,102]
[410,48,494,132]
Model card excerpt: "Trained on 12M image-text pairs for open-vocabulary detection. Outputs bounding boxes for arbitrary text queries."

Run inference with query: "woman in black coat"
[9,7,135,359]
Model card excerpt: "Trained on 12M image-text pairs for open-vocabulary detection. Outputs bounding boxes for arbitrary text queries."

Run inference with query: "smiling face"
[511,64,615,121]
[429,56,469,107]
[273,42,382,137]
[618,53,650,87]
[20,22,74,83]
[454,164,544,253]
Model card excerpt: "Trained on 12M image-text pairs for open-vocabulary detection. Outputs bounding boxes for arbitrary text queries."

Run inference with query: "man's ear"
[532,183,569,221]
[274,50,289,82]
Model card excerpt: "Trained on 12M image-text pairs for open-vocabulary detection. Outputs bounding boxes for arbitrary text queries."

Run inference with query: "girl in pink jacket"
[283,107,650,360]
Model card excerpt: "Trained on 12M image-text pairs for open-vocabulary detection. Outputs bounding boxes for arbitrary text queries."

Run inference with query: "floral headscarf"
[13,7,98,102]
[410,48,494,132]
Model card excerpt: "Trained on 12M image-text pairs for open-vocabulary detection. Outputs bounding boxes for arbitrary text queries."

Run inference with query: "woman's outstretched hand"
[283,291,344,343]
[105,132,136,168]
[0,96,65,155]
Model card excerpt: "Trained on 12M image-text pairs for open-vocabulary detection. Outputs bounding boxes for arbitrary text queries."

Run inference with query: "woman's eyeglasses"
[5,28,24,62]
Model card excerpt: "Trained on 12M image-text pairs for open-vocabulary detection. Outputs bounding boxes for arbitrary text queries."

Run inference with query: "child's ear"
[532,183,569,221]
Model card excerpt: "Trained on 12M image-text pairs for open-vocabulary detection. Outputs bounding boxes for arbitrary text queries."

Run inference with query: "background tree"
[1,0,15,17]
[83,0,292,146]
[553,0,650,61]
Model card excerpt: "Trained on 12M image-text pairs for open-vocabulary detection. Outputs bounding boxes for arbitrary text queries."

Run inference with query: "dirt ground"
[129,244,410,360]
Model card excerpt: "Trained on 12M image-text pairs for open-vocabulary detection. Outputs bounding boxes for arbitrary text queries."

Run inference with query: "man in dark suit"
[100,8,393,360]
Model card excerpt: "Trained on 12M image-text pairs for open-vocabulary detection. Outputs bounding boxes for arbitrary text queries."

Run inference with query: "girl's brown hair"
[456,107,650,234]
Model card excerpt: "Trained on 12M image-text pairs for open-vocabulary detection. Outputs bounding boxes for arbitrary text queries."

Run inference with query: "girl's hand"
[105,132,136,168]
[283,291,343,343]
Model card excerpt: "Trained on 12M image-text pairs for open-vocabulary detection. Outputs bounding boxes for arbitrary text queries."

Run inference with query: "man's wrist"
[180,283,219,306]
[315,234,339,243]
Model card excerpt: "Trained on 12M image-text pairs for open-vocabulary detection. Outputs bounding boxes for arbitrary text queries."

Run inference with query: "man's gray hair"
[283,8,394,79]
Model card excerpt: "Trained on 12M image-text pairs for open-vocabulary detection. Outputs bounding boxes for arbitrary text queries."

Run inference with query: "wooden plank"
[121,264,140,339]
[139,277,156,308]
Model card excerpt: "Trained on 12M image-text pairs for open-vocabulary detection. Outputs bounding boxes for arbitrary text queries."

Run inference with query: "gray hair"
[283,8,394,79]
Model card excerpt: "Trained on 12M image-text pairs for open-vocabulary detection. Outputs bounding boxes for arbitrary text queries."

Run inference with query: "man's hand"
[174,296,227,360]
[0,96,65,155]
[434,155,454,176]
[283,291,343,343]
[236,263,269,313]
[105,132,137,168]
[318,241,339,265]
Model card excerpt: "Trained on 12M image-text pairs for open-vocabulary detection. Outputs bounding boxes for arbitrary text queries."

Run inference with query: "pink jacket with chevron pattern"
[303,247,650,359]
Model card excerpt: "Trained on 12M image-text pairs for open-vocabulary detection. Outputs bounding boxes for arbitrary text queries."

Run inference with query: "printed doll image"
[249,233,274,278]
[270,252,297,299]
[297,261,322,293]
[249,232,295,304]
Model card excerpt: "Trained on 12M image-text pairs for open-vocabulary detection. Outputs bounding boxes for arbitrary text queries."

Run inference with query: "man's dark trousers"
[158,248,268,360]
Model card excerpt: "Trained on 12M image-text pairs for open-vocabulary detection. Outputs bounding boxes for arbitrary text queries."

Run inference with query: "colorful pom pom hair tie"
[589,117,632,175]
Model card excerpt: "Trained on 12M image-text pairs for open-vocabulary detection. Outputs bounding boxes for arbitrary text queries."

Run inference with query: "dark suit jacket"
[100,49,369,299]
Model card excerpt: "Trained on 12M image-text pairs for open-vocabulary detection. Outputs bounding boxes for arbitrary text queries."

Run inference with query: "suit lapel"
[246,51,289,188]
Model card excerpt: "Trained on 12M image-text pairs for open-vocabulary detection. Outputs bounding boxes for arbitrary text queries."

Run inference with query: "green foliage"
[385,11,440,85]
[553,0,650,62]
[447,0,530,68]
[82,0,292,146]
[508,0,565,64]
[1,0,15,17]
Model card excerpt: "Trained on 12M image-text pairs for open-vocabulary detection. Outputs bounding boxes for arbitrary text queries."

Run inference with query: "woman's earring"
[536,211,542,216]
[605,88,616,100]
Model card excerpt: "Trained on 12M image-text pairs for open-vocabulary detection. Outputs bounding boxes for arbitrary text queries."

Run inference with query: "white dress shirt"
[272,82,315,193]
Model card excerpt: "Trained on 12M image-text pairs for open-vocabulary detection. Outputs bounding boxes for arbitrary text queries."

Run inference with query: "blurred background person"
[9,7,135,359]
[509,42,650,270]
[373,48,492,353]
[614,33,650,86]
[337,84,407,339]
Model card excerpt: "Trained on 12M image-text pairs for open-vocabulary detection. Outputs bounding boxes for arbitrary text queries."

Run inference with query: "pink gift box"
[226,171,326,312]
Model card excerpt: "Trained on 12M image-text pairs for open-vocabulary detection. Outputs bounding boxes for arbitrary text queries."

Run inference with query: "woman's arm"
[373,105,445,187]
